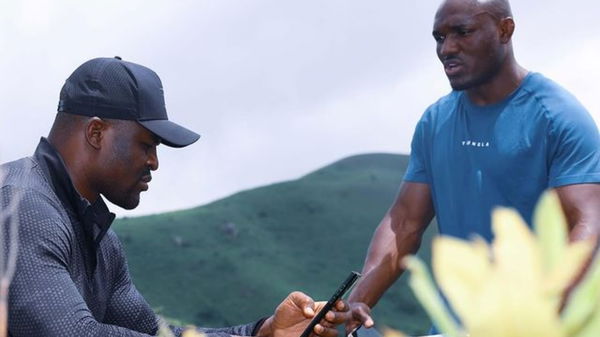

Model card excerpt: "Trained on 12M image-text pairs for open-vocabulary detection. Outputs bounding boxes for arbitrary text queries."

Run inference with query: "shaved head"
[477,0,512,19]
[438,0,512,20]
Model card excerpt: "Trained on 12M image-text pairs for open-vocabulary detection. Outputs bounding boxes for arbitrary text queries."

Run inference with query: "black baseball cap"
[58,57,200,148]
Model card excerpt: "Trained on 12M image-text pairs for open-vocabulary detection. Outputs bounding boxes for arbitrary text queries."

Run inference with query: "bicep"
[555,183,600,241]
[548,108,600,187]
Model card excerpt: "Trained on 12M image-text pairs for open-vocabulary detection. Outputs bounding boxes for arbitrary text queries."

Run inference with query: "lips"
[443,59,464,77]
[140,175,152,191]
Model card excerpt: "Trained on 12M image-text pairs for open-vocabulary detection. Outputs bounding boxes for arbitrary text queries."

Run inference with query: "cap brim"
[139,119,200,148]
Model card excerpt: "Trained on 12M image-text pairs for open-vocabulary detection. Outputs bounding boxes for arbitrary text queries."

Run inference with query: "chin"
[448,76,473,91]
[108,194,141,210]
[450,83,467,91]
[121,198,141,210]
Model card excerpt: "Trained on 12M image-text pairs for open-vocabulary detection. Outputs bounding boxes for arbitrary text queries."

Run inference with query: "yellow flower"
[182,330,206,337]
[381,327,409,337]
[404,190,597,337]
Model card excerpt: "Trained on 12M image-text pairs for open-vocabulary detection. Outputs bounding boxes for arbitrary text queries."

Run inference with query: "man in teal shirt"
[346,0,600,334]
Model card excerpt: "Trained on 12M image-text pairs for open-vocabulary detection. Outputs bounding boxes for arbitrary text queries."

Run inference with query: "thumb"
[289,291,316,317]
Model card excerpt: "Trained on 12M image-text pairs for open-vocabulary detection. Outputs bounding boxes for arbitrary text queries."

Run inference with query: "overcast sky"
[1,0,599,217]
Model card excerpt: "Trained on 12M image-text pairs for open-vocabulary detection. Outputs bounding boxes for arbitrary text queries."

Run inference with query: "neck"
[47,136,99,203]
[467,57,528,106]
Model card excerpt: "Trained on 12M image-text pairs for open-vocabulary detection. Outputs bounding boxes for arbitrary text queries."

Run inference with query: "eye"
[457,28,473,37]
[433,32,445,43]
[141,142,153,154]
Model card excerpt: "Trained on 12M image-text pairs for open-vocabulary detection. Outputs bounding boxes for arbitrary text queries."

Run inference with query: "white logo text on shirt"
[461,140,490,148]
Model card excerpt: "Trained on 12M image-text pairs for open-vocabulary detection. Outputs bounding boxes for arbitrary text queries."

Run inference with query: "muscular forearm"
[348,215,425,307]
[569,222,599,243]
[556,184,600,243]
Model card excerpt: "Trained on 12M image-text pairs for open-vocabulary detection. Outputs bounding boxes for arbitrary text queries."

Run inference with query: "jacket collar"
[34,137,115,246]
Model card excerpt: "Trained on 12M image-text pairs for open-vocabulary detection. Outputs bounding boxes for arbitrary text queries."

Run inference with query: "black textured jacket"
[1,138,261,337]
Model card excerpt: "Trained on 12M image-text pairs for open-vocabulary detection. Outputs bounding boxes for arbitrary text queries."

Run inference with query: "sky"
[1,0,599,217]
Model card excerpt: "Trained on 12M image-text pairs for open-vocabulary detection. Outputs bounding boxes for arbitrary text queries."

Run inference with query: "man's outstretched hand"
[257,291,350,337]
[345,302,374,335]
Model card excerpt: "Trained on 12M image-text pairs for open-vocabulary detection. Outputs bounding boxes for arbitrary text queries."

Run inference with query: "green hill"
[113,153,437,335]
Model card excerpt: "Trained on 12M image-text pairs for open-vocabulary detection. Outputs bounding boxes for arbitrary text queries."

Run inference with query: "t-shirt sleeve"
[403,118,430,184]
[547,104,600,187]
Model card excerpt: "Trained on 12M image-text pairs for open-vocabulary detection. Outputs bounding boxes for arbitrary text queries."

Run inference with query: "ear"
[498,17,515,44]
[85,117,108,150]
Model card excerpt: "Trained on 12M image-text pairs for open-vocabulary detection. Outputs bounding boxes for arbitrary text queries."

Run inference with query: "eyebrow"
[432,22,473,36]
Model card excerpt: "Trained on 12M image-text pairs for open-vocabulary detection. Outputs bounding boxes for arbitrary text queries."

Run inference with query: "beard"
[105,187,141,210]
[446,49,506,91]
[101,139,148,210]
[448,63,503,91]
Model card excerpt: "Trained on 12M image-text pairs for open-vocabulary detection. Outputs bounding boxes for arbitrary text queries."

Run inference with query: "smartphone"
[299,271,361,337]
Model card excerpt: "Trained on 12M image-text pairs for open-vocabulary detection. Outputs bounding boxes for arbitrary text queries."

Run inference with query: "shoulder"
[517,73,594,126]
[1,162,73,248]
[416,91,462,132]
[1,156,61,203]
[13,188,72,238]
[1,157,39,189]
[518,73,583,107]
[425,91,461,117]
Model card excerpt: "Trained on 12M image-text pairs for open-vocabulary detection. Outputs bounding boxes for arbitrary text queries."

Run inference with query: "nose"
[438,35,459,58]
[147,146,159,171]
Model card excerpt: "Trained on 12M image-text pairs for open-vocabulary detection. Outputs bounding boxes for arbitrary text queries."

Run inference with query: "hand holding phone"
[299,271,361,337]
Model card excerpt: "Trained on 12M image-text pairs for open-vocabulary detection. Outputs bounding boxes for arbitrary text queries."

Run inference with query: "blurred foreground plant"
[400,190,600,337]
[156,317,206,337]
[0,170,22,337]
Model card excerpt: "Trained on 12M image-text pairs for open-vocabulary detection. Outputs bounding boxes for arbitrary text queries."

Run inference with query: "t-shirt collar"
[460,72,534,112]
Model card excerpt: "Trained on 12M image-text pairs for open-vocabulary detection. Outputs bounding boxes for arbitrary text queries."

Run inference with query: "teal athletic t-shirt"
[404,72,600,241]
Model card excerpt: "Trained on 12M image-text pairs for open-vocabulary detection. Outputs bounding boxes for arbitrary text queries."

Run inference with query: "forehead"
[434,0,483,29]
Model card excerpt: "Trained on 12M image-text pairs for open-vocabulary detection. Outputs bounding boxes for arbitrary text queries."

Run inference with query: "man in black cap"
[1,57,350,336]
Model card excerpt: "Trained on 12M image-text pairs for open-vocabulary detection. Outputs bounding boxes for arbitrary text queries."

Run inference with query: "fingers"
[312,323,339,337]
[344,302,374,334]
[335,300,350,312]
[308,299,351,327]
[323,301,351,325]
[351,303,374,328]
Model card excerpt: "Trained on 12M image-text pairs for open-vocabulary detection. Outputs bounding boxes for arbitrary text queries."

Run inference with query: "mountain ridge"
[113,152,434,335]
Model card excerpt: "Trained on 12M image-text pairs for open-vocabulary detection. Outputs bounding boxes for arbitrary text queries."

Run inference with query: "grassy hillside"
[113,153,437,335]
